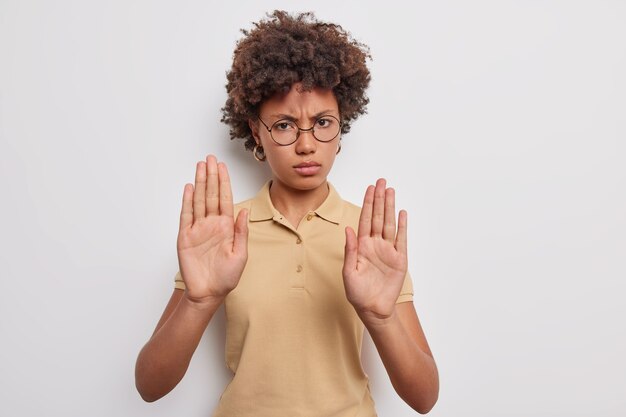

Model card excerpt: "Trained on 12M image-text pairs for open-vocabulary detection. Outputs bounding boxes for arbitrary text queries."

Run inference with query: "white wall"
[1,1,625,416]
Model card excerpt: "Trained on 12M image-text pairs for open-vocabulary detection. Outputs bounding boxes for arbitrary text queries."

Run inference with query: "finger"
[218,162,234,217]
[193,161,207,221]
[371,178,386,237]
[206,155,219,215]
[179,183,194,230]
[343,226,358,275]
[232,209,249,256]
[357,185,375,238]
[395,209,408,255]
[383,187,396,242]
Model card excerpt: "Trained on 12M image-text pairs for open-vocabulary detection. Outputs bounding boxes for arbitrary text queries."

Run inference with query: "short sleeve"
[396,270,414,304]
[174,271,186,290]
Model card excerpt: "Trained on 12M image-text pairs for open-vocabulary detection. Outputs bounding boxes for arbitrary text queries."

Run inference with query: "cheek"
[325,142,340,158]
[264,147,291,170]
[257,133,271,148]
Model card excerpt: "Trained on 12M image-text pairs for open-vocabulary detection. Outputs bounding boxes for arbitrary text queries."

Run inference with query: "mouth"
[293,161,321,176]
[294,161,321,168]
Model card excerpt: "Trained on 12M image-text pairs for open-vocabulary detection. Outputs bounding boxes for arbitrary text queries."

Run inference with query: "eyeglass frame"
[257,114,342,146]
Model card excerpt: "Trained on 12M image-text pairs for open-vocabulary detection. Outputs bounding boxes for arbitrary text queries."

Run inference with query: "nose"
[294,129,317,154]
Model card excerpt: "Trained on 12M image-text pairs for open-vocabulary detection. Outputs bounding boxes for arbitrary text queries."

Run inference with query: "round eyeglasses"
[257,115,342,146]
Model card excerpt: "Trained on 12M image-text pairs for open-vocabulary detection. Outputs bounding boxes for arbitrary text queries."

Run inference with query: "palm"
[343,179,408,319]
[176,155,248,302]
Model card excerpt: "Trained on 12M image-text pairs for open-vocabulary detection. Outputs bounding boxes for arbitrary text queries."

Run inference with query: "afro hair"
[221,10,372,151]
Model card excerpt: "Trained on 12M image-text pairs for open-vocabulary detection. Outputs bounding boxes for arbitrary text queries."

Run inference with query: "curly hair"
[221,10,372,151]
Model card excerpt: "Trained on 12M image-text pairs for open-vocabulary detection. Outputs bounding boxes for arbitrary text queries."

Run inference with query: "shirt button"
[306,214,314,221]
[296,238,302,244]
[296,265,303,273]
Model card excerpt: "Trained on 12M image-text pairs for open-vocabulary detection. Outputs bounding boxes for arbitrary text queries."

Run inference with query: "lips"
[294,161,321,168]
[293,161,321,176]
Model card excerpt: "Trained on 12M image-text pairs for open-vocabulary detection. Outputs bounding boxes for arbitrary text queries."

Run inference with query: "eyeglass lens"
[270,116,340,145]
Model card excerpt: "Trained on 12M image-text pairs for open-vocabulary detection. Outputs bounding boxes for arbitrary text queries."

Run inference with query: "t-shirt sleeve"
[396,270,414,304]
[173,271,186,290]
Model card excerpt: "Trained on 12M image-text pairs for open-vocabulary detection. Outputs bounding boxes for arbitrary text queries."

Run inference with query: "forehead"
[260,84,338,117]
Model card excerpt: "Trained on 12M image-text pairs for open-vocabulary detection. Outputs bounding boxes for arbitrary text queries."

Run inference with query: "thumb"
[233,209,249,256]
[343,226,358,276]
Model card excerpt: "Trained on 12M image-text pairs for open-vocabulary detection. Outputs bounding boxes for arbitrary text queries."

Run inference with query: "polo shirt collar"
[314,182,343,224]
[248,181,274,222]
[249,181,343,225]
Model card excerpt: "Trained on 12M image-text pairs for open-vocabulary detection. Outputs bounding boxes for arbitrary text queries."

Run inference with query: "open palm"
[177,155,248,303]
[343,179,408,320]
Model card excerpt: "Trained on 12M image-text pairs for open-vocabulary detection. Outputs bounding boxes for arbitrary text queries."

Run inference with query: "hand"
[342,178,408,321]
[176,155,248,304]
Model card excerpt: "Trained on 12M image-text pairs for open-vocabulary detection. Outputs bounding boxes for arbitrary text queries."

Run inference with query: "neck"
[269,179,330,226]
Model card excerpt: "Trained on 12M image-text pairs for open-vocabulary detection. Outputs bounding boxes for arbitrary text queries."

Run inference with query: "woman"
[135,10,439,416]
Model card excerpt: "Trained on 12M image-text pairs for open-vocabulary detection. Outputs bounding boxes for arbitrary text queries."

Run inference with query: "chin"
[276,175,328,191]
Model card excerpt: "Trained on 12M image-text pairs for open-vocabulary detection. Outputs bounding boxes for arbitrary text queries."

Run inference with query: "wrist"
[356,305,398,329]
[182,291,225,311]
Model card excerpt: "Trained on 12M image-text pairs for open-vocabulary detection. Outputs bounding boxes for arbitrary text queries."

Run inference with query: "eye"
[315,117,335,128]
[274,120,296,131]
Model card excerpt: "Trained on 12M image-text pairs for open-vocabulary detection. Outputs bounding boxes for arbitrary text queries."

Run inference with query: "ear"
[248,119,261,145]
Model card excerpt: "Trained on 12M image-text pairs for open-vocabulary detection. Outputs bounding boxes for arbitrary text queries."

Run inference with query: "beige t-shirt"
[174,181,413,416]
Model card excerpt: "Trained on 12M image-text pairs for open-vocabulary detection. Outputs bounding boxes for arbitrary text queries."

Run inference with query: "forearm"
[360,308,439,414]
[135,294,223,402]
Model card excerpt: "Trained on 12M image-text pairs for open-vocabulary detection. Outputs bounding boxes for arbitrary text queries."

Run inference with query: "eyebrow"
[268,109,337,121]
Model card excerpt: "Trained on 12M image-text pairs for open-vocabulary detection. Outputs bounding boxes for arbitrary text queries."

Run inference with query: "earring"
[336,140,342,155]
[253,144,266,162]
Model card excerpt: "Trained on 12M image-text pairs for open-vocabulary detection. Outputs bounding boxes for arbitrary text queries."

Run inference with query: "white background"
[1,1,625,416]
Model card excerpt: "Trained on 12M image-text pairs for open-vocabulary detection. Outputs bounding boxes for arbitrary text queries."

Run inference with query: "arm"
[343,179,439,413]
[360,302,439,413]
[135,289,224,402]
[135,155,248,402]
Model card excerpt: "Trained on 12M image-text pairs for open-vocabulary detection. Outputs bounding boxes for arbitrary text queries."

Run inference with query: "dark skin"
[135,86,439,413]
